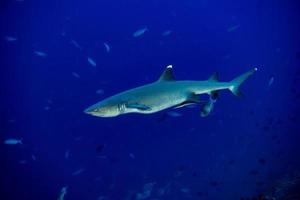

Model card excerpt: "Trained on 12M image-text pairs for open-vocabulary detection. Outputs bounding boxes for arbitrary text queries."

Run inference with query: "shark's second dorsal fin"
[158,65,175,81]
[208,72,219,82]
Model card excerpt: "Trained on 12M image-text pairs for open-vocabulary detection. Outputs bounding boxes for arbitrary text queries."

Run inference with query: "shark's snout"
[83,102,119,117]
[83,106,96,115]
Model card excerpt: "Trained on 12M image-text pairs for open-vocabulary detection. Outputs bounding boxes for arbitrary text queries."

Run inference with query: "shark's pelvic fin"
[126,103,152,111]
[208,72,219,82]
[210,90,219,100]
[173,102,197,109]
[229,68,258,96]
[200,98,216,117]
[158,65,175,81]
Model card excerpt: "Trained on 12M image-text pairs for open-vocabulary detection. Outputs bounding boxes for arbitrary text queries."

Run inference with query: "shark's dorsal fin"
[158,65,175,81]
[208,72,219,82]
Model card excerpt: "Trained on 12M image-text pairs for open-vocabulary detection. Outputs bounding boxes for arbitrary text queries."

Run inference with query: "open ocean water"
[1,0,300,199]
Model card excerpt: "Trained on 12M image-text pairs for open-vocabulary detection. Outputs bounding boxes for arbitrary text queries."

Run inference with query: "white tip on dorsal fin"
[158,65,175,81]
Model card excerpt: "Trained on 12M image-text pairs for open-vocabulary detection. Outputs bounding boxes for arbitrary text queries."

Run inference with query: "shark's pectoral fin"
[173,101,197,109]
[173,93,201,109]
[125,103,152,111]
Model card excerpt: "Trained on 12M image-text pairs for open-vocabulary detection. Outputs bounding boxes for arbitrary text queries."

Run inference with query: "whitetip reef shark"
[84,65,257,117]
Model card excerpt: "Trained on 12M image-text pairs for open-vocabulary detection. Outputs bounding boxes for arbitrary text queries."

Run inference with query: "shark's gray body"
[84,65,257,117]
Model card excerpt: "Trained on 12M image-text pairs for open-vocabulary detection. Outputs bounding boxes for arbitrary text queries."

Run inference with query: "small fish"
[46,99,53,104]
[133,27,148,37]
[4,138,22,145]
[72,168,85,176]
[19,160,28,165]
[31,155,36,161]
[103,42,110,52]
[129,153,135,159]
[57,186,67,200]
[65,149,70,159]
[87,57,96,67]
[95,89,104,95]
[181,188,190,193]
[268,75,274,87]
[61,31,66,37]
[8,119,16,123]
[74,136,83,141]
[162,30,172,36]
[72,72,80,78]
[5,36,17,42]
[166,111,182,117]
[70,39,82,50]
[136,182,155,200]
[44,106,51,111]
[227,24,241,32]
[34,51,47,57]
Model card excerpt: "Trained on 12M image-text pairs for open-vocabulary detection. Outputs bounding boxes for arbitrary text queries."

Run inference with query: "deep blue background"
[1,0,300,199]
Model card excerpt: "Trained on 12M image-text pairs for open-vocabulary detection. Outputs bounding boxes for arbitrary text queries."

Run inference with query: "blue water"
[1,0,300,199]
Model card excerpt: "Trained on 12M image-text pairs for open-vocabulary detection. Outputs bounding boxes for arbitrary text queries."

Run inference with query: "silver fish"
[4,138,22,145]
[72,168,85,176]
[268,75,274,87]
[162,30,172,36]
[57,186,67,200]
[103,42,110,52]
[5,36,17,42]
[87,57,96,67]
[133,27,148,37]
[34,51,47,57]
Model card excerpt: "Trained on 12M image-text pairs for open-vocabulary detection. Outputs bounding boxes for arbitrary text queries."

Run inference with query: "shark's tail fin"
[229,68,257,96]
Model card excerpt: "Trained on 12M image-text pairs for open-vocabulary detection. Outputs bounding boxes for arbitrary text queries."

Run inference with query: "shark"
[84,65,257,117]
